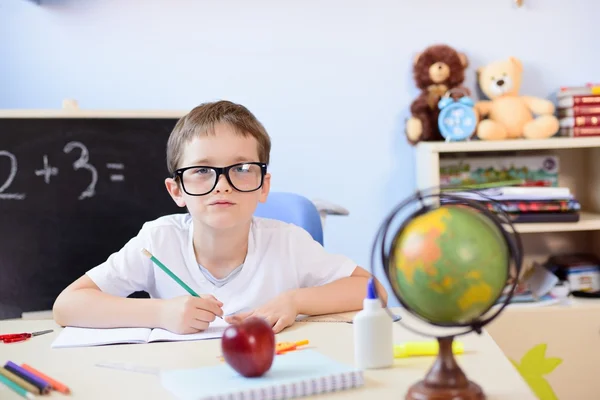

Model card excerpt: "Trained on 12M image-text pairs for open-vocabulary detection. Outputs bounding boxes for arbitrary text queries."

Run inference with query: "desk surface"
[0,309,535,399]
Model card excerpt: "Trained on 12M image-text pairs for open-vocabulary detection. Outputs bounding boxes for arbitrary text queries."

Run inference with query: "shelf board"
[0,109,187,119]
[508,211,600,234]
[417,137,600,154]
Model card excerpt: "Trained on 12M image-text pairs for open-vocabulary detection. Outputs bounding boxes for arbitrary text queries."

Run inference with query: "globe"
[373,190,521,400]
[389,204,509,326]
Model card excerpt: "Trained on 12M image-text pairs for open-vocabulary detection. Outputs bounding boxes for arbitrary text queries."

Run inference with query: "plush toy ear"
[413,52,423,66]
[509,56,523,72]
[459,53,469,68]
[476,67,482,80]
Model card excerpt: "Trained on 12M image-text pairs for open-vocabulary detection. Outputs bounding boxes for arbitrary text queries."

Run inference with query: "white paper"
[148,318,230,342]
[51,326,151,348]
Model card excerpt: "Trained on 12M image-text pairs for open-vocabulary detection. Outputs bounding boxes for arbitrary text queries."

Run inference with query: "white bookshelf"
[416,137,600,398]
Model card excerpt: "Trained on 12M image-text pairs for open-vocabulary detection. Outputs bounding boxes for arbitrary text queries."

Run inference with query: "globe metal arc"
[370,186,524,339]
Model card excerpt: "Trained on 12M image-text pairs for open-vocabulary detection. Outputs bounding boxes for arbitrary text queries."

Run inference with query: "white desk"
[0,309,535,399]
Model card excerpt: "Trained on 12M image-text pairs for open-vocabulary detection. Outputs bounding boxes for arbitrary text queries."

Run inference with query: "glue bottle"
[353,277,393,369]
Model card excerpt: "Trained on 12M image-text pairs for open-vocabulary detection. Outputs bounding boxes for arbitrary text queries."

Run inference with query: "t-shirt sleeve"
[291,226,358,288]
[86,223,154,297]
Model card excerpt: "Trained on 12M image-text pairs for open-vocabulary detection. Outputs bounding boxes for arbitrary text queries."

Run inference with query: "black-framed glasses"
[173,162,267,196]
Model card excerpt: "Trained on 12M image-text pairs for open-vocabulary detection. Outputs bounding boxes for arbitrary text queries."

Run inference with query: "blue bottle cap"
[366,277,378,299]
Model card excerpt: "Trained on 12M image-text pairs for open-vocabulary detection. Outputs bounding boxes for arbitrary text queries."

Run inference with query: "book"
[559,126,600,137]
[557,94,600,108]
[444,186,572,202]
[439,155,559,188]
[559,115,600,128]
[51,318,229,349]
[557,84,600,97]
[505,212,580,223]
[558,105,600,118]
[160,349,364,400]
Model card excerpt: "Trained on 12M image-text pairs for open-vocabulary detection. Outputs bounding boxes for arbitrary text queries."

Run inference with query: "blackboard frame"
[0,107,190,320]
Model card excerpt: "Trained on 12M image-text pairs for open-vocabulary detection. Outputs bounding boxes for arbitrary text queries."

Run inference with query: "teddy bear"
[405,44,471,145]
[475,57,559,140]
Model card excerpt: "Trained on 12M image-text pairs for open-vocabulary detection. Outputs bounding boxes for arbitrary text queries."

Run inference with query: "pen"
[141,248,223,319]
[0,374,35,399]
[394,340,464,358]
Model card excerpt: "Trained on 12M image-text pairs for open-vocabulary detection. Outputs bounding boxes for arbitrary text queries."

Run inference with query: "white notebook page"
[148,318,230,342]
[51,326,151,348]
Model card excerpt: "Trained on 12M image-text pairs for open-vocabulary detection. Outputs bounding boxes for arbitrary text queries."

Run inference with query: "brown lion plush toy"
[405,44,471,145]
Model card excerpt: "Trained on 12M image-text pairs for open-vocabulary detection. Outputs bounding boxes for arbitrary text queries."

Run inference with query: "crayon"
[21,364,70,394]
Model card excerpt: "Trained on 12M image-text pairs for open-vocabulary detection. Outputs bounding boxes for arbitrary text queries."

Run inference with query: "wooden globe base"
[405,337,485,400]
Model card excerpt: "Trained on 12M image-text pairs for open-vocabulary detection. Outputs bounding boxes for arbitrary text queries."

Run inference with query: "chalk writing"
[63,141,98,200]
[0,150,26,200]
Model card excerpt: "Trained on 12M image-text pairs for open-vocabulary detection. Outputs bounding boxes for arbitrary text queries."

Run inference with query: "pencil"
[140,248,223,320]
[0,373,35,399]
[21,364,70,394]
[4,362,50,394]
[0,367,40,395]
[141,248,200,297]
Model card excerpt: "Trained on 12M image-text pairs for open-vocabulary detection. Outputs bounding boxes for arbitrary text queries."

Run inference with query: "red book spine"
[573,126,600,137]
[558,95,600,108]
[573,115,600,127]
[573,95,600,105]
[572,105,600,116]
[558,126,600,137]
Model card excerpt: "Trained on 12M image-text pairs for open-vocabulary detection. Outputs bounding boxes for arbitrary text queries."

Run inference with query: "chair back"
[254,192,324,245]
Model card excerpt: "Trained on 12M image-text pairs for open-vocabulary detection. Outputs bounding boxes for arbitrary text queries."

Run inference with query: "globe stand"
[406,336,484,400]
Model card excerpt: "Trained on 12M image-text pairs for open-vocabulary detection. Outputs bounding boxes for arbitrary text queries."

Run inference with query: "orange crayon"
[218,339,311,361]
[20,364,70,394]
[276,340,309,355]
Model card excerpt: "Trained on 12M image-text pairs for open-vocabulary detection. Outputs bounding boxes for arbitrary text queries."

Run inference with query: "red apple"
[221,316,276,377]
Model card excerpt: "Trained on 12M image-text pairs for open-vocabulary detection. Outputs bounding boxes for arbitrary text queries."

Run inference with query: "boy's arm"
[225,267,388,333]
[290,266,388,316]
[52,275,164,328]
[53,275,223,333]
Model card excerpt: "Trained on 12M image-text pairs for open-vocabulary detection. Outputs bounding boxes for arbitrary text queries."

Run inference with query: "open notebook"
[160,349,364,400]
[51,318,229,348]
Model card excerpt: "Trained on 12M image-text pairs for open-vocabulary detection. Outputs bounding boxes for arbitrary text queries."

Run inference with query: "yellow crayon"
[394,340,464,358]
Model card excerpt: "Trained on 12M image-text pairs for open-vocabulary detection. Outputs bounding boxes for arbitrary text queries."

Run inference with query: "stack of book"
[557,84,600,137]
[444,186,581,223]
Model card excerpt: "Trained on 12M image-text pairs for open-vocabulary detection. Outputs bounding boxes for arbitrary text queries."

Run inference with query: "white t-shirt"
[86,214,357,316]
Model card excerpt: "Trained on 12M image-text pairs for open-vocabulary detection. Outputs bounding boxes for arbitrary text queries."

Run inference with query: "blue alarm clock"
[437,88,477,142]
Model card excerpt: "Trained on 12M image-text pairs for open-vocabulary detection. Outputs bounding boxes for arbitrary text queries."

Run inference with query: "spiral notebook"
[160,349,364,400]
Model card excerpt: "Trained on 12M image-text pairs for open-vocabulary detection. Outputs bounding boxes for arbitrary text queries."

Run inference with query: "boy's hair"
[166,100,271,175]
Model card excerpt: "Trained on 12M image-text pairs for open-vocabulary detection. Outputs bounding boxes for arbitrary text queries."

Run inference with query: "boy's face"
[165,123,270,230]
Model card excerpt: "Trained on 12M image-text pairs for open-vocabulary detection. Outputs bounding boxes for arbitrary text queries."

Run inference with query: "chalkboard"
[0,117,184,319]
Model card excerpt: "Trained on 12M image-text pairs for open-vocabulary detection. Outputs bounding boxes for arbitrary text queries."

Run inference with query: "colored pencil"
[0,367,40,395]
[0,373,35,399]
[140,248,200,297]
[21,364,70,394]
[4,362,50,394]
[140,248,223,319]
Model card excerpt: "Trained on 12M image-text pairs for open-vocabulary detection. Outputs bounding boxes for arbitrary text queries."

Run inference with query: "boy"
[53,100,387,334]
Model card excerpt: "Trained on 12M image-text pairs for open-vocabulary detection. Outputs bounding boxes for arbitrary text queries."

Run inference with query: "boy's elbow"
[52,292,69,327]
[351,266,388,305]
[52,274,101,326]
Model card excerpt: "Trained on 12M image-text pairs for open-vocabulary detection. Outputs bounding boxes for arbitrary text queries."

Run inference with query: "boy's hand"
[225,292,297,333]
[159,295,224,334]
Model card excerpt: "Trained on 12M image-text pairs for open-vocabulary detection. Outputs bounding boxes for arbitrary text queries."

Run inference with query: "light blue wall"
[1,0,597,304]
